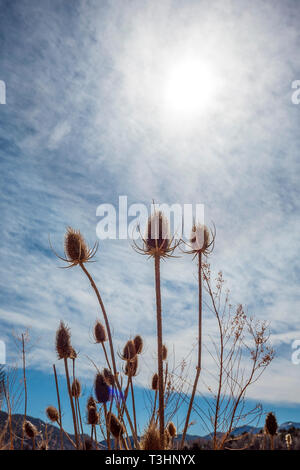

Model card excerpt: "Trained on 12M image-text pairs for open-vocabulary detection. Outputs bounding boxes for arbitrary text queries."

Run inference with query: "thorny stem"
[79,262,140,449]
[130,377,137,437]
[104,403,111,450]
[154,254,164,449]
[53,364,64,450]
[180,252,202,448]
[63,358,79,449]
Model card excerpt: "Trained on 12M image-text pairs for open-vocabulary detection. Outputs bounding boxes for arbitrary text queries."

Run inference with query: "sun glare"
[164,59,218,117]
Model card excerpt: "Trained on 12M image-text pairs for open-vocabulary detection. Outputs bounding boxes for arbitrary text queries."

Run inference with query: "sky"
[0,0,300,436]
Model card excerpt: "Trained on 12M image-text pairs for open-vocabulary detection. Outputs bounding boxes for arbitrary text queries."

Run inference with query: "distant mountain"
[279,422,300,431]
[0,410,87,450]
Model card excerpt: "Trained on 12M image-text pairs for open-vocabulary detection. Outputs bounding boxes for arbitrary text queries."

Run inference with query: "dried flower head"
[94,372,110,403]
[162,344,168,361]
[93,320,107,343]
[285,433,292,449]
[125,356,138,377]
[23,420,38,439]
[133,335,143,355]
[46,405,59,423]
[87,406,99,425]
[107,412,125,438]
[167,421,177,438]
[103,368,115,386]
[71,378,81,398]
[186,223,215,256]
[133,208,179,259]
[122,340,136,360]
[39,440,48,450]
[50,227,98,268]
[151,373,159,391]
[87,395,97,409]
[55,321,73,360]
[265,412,278,436]
[70,347,77,360]
[140,422,161,450]
[84,438,93,450]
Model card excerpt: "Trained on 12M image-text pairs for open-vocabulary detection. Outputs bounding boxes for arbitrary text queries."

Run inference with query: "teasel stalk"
[55,321,79,449]
[133,208,179,449]
[20,333,27,450]
[52,364,64,449]
[52,228,139,448]
[180,223,215,449]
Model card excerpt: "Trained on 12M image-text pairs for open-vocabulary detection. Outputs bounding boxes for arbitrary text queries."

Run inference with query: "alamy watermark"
[291,340,300,365]
[0,80,6,104]
[291,80,300,105]
[96,197,205,241]
[0,340,5,364]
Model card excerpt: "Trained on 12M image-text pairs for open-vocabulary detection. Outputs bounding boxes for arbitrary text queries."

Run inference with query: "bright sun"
[164,59,217,117]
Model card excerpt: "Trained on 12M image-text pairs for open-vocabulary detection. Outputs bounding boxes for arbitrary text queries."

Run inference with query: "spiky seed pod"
[46,405,59,423]
[87,406,99,425]
[64,227,89,264]
[94,373,110,403]
[103,368,115,386]
[190,224,210,253]
[70,347,77,360]
[71,378,81,398]
[55,321,73,360]
[107,412,125,438]
[140,422,161,450]
[84,438,93,450]
[167,421,177,438]
[125,356,138,377]
[133,335,143,355]
[93,320,107,343]
[164,428,171,449]
[285,433,292,449]
[23,420,38,439]
[265,412,278,436]
[162,344,168,361]
[151,373,159,391]
[145,212,170,254]
[122,340,136,360]
[87,395,97,410]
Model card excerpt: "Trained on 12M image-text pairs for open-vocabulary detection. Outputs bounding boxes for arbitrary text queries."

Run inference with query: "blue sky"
[0,0,300,436]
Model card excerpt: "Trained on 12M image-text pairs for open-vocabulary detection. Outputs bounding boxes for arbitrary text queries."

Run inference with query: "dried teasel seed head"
[107,412,125,438]
[87,395,97,409]
[162,344,168,361]
[133,335,143,355]
[103,368,115,386]
[46,405,59,423]
[84,438,93,450]
[64,227,89,264]
[70,347,77,360]
[87,405,99,425]
[39,440,48,450]
[140,422,161,450]
[125,356,138,377]
[151,373,159,391]
[164,428,171,449]
[285,433,292,447]
[23,420,38,439]
[190,224,210,253]
[122,340,136,360]
[145,211,170,255]
[94,372,110,403]
[265,412,278,436]
[93,320,107,343]
[167,421,177,438]
[71,378,81,398]
[55,321,73,360]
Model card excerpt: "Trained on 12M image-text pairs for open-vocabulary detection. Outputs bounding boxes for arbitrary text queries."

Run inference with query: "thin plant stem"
[130,377,137,437]
[104,403,111,450]
[79,262,139,449]
[154,254,164,449]
[180,252,202,448]
[21,333,27,450]
[63,357,79,449]
[53,364,64,450]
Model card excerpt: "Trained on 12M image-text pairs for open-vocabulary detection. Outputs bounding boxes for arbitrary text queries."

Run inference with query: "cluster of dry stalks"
[0,210,274,450]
